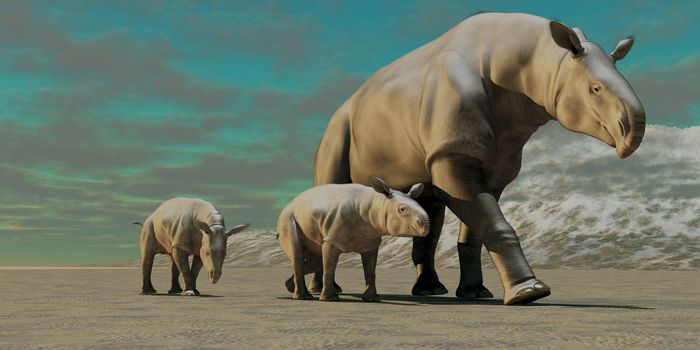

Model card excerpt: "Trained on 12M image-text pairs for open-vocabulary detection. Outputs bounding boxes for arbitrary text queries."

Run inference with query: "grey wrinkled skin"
[278,177,429,302]
[138,197,249,296]
[313,12,645,305]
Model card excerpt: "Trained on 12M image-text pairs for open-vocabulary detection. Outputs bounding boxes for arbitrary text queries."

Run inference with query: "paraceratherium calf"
[137,197,249,296]
[278,177,429,302]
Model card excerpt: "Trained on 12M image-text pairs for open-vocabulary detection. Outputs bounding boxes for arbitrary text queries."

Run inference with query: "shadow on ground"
[276,293,652,310]
[141,293,223,298]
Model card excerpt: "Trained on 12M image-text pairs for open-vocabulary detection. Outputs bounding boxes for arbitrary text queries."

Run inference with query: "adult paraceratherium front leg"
[411,196,448,296]
[431,154,550,305]
[456,223,494,299]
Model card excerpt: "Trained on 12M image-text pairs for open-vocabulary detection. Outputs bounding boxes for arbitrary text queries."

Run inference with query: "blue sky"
[0,0,698,264]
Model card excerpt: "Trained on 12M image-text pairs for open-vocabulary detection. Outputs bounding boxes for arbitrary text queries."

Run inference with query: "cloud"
[610,1,700,43]
[180,2,321,65]
[0,118,160,171]
[0,3,235,112]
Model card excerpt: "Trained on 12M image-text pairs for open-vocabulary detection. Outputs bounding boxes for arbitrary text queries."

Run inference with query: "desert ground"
[0,267,698,349]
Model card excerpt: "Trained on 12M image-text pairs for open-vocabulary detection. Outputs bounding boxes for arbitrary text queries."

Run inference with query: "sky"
[0,0,698,265]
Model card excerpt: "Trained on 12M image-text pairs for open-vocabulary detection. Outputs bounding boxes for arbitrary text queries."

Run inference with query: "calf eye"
[398,206,406,214]
[591,84,602,95]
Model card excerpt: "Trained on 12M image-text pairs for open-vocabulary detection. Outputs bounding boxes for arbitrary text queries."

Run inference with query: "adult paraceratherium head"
[549,21,645,159]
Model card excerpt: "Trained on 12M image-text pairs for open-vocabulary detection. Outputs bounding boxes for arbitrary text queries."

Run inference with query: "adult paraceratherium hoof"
[503,280,551,305]
[168,287,183,295]
[456,284,494,299]
[140,288,157,295]
[181,290,200,296]
[411,272,448,296]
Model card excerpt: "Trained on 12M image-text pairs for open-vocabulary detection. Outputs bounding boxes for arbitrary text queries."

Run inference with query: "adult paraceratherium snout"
[614,102,645,159]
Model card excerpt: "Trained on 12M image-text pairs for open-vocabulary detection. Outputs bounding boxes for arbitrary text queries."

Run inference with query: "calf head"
[196,221,249,284]
[369,177,430,237]
[549,21,646,159]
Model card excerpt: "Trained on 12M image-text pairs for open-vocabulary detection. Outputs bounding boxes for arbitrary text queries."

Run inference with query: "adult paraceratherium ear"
[196,221,213,235]
[549,21,584,56]
[407,183,424,198]
[611,37,634,61]
[369,176,391,197]
[226,224,250,237]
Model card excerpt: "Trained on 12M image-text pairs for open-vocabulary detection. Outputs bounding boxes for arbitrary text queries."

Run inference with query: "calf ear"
[369,176,391,197]
[196,221,212,235]
[407,183,424,198]
[549,21,584,56]
[611,37,633,61]
[226,224,250,237]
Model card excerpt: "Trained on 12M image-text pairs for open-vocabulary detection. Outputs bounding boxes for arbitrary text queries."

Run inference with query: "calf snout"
[414,217,430,237]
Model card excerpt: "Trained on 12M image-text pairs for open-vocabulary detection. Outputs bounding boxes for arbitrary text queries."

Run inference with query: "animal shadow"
[349,293,653,310]
[143,293,223,298]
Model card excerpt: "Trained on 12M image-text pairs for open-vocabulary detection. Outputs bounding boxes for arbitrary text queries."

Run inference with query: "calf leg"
[319,242,342,301]
[411,196,448,296]
[189,255,203,296]
[309,271,342,294]
[278,215,313,300]
[168,257,183,294]
[432,155,550,305]
[284,253,321,293]
[307,254,341,294]
[173,248,196,296]
[456,223,493,299]
[361,247,380,302]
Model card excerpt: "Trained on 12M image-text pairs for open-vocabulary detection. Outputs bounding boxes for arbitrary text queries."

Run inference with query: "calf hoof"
[456,283,494,299]
[411,272,448,296]
[292,291,314,300]
[285,276,295,293]
[319,293,340,302]
[168,287,183,295]
[181,290,197,296]
[140,288,157,295]
[362,293,381,302]
[503,279,551,305]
